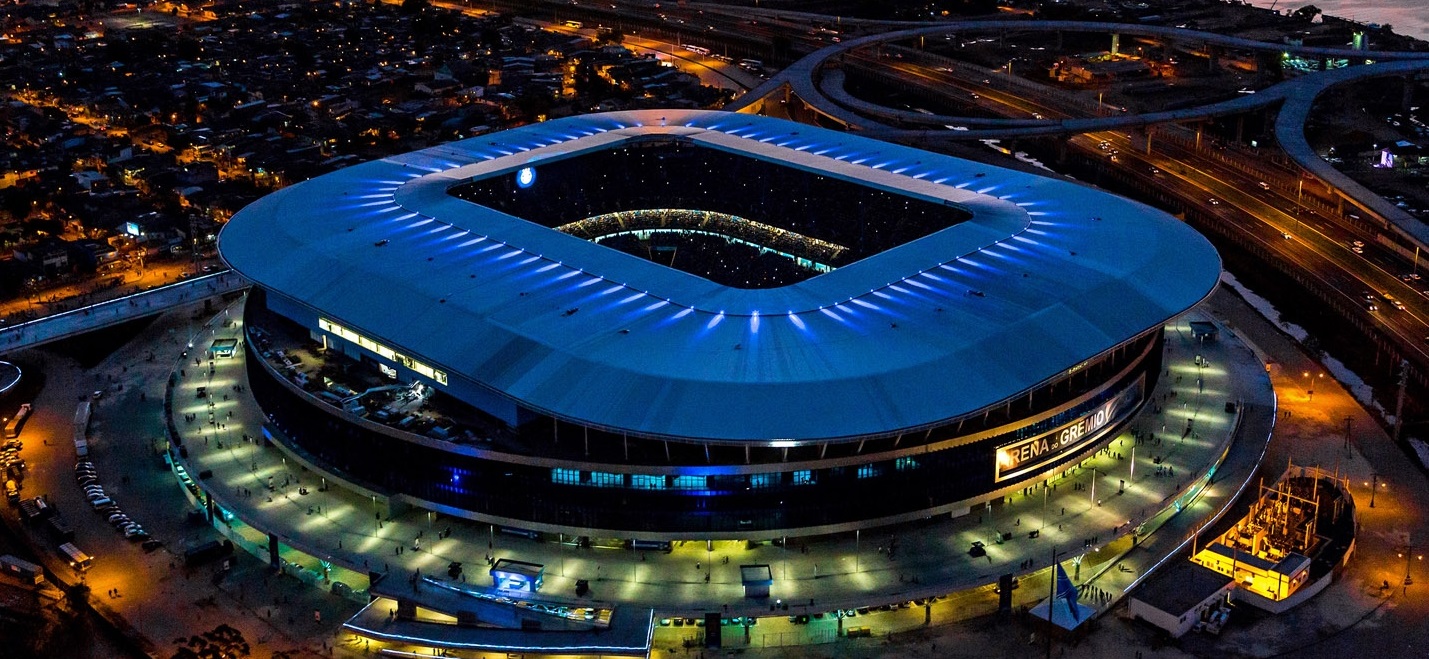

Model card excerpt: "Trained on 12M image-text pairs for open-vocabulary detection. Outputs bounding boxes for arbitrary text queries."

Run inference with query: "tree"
[170,623,250,659]
[0,187,38,222]
[20,218,62,240]
[514,88,553,120]
[770,34,792,61]
[287,41,315,72]
[1291,5,1322,22]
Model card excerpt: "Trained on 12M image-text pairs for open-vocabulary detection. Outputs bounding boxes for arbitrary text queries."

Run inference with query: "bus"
[57,542,91,572]
[73,401,91,458]
[4,403,31,439]
[682,44,710,56]
[563,20,583,29]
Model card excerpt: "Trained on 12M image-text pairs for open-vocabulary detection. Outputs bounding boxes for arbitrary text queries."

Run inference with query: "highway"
[730,22,1429,375]
[467,2,1429,371]
[1020,79,1429,359]
[732,19,1429,246]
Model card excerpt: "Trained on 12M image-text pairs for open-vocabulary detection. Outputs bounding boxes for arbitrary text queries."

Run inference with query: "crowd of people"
[563,208,844,268]
[596,231,817,289]
[451,141,970,263]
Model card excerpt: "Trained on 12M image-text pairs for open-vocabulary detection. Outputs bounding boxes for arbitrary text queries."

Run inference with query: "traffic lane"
[1096,131,1425,309]
[1075,123,1429,361]
[1132,133,1409,281]
[1086,134,1429,356]
[831,58,1429,361]
[868,57,1066,122]
[622,40,756,92]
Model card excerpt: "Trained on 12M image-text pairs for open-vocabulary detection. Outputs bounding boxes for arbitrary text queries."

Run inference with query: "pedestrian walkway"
[0,284,1282,658]
[0,271,246,356]
[161,298,1271,639]
[0,295,359,659]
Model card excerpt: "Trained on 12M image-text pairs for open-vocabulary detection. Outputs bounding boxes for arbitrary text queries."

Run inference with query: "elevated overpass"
[730,20,1429,249]
[0,272,248,355]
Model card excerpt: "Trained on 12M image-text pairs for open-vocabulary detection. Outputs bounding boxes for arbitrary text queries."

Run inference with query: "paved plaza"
[41,281,1251,656]
[7,283,1429,658]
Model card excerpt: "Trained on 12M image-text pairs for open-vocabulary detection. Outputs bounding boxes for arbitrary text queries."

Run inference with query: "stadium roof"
[220,110,1219,442]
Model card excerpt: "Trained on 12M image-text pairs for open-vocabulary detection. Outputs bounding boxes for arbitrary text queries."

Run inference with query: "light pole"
[1369,474,1381,508]
[854,529,860,574]
[1399,538,1422,593]
[1303,371,1321,402]
[1041,482,1049,533]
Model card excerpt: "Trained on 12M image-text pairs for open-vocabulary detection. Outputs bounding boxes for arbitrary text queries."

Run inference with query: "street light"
[1399,542,1423,592]
[1368,474,1382,508]
[1303,371,1322,401]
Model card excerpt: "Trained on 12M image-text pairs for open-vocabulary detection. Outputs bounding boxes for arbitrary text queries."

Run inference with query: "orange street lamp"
[1303,371,1323,401]
[1399,545,1423,592]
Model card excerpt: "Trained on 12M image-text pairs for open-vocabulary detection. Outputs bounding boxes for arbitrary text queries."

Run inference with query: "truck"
[73,401,91,457]
[4,403,31,439]
[44,513,75,544]
[0,554,44,584]
[57,542,91,572]
[18,495,51,524]
[183,539,234,567]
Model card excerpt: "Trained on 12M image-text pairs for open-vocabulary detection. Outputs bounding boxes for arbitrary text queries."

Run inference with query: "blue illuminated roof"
[220,110,1219,442]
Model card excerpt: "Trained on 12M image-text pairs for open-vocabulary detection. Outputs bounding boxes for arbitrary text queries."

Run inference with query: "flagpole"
[1046,544,1056,659]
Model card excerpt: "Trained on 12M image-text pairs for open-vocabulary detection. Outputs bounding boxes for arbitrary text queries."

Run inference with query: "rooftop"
[220,109,1220,442]
[1130,560,1232,615]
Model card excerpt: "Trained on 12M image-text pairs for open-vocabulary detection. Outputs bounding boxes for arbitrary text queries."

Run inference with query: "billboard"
[994,377,1143,482]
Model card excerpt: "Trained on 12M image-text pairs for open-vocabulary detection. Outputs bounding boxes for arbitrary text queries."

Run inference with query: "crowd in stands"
[559,209,845,268]
[596,231,815,288]
[452,140,969,263]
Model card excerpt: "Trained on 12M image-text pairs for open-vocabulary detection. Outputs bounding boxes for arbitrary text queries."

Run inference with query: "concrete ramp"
[0,272,248,354]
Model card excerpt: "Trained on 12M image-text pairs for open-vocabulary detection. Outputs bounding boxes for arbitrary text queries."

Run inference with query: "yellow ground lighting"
[412,607,459,624]
[356,532,390,554]
[840,566,880,590]
[296,510,338,533]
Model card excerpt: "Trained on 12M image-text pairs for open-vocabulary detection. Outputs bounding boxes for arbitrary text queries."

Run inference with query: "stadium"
[218,109,1221,542]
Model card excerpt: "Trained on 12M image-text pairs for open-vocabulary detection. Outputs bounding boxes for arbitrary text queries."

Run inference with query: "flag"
[1055,563,1081,622]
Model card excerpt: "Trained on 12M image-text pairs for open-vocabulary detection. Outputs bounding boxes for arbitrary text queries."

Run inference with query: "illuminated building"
[220,110,1220,541]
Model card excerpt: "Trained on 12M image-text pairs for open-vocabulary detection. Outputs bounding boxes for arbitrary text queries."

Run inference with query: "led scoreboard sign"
[994,381,1142,482]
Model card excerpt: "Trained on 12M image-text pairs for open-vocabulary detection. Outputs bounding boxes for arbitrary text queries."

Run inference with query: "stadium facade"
[219,109,1220,541]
